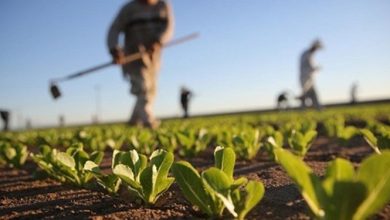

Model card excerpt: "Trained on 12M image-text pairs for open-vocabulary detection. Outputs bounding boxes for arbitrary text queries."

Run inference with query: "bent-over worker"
[107,0,174,128]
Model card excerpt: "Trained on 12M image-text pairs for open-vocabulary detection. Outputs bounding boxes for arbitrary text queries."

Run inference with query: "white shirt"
[300,49,319,92]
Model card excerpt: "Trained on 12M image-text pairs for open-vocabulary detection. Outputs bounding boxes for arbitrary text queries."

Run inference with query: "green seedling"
[280,120,317,142]
[337,126,358,145]
[287,129,317,157]
[31,143,104,186]
[172,146,264,219]
[176,128,211,157]
[232,129,262,160]
[360,128,390,154]
[0,141,28,168]
[156,130,177,152]
[263,131,283,161]
[83,160,121,195]
[128,130,156,155]
[323,117,358,144]
[275,149,390,220]
[112,149,174,205]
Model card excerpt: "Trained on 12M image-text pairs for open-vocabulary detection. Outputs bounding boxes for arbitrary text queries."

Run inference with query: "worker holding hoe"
[298,39,323,110]
[0,110,10,131]
[180,86,192,118]
[107,0,174,128]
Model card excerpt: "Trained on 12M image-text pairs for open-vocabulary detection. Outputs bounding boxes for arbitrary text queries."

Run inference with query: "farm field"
[1,103,390,219]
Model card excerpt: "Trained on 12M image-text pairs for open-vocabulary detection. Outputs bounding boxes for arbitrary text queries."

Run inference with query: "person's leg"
[140,51,161,128]
[184,102,189,118]
[0,111,5,131]
[0,111,9,131]
[129,96,142,126]
[126,62,146,126]
[308,87,321,110]
[126,50,161,128]
[300,93,307,109]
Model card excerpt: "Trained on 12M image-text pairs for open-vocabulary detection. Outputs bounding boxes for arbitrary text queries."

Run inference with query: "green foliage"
[75,130,110,151]
[216,128,262,160]
[172,146,264,219]
[31,143,104,186]
[323,117,343,138]
[0,140,28,168]
[127,130,156,155]
[275,149,390,220]
[360,128,390,154]
[337,126,358,144]
[112,149,174,205]
[176,128,211,157]
[287,129,317,157]
[83,160,121,195]
[1,102,390,218]
[263,131,283,161]
[156,129,177,152]
[323,117,358,144]
[232,129,262,160]
[280,120,317,140]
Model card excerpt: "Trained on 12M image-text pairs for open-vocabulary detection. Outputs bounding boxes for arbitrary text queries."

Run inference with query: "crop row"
[0,104,389,219]
[1,141,389,219]
[1,116,389,166]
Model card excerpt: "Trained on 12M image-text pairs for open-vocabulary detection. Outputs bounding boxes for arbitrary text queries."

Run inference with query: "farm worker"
[107,0,174,128]
[350,82,358,104]
[299,39,323,110]
[0,110,10,131]
[276,91,289,110]
[180,86,192,118]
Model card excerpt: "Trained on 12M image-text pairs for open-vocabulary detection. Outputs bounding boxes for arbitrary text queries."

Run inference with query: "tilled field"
[1,136,389,219]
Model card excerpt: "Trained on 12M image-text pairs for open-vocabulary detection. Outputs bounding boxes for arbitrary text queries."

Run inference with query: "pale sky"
[1,0,389,129]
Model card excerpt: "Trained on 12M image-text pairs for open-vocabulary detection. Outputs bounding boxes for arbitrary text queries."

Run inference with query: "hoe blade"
[50,83,61,99]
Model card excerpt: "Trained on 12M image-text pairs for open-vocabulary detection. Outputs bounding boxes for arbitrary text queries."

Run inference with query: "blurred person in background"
[298,39,323,110]
[276,91,290,110]
[59,115,65,127]
[351,82,358,104]
[107,0,174,128]
[180,86,192,118]
[0,110,10,131]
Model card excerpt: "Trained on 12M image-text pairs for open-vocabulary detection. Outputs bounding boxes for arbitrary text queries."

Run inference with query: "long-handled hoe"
[49,33,199,99]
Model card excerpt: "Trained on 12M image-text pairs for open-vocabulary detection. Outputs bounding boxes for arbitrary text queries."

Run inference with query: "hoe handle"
[62,62,114,81]
[52,33,199,83]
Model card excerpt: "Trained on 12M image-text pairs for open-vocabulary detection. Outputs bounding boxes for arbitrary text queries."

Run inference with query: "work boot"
[127,119,142,127]
[144,119,160,130]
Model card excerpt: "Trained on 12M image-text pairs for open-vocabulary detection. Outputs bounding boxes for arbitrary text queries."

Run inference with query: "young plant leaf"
[235,180,265,220]
[171,161,213,216]
[354,151,390,220]
[202,168,235,217]
[214,146,236,180]
[113,149,174,205]
[274,149,326,217]
[113,164,141,191]
[56,152,76,170]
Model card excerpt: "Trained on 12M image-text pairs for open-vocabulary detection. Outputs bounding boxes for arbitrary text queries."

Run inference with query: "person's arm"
[309,51,321,73]
[158,1,174,45]
[107,6,127,63]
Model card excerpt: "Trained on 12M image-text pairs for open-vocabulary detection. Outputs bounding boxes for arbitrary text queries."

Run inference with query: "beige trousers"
[123,50,160,127]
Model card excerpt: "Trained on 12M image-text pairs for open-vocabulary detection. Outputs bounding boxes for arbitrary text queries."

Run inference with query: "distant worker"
[180,87,192,118]
[59,115,65,127]
[298,39,323,110]
[26,119,32,130]
[276,91,290,110]
[107,0,174,128]
[350,82,358,104]
[0,110,10,131]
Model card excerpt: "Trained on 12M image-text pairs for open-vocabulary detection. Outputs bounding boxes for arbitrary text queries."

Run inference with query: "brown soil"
[1,136,389,220]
